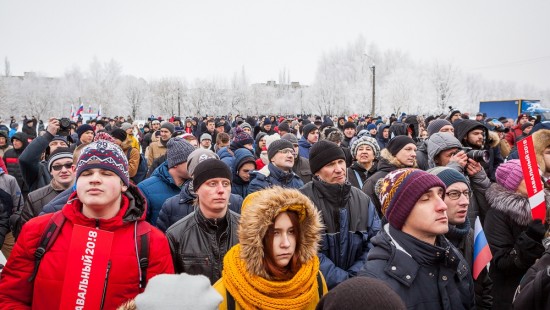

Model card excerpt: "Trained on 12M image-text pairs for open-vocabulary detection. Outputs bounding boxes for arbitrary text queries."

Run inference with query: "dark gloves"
[526,219,546,243]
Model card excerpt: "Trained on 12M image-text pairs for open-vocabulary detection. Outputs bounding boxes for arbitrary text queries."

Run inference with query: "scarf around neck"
[222,244,320,310]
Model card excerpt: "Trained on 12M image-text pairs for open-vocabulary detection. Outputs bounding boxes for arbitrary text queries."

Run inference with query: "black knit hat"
[343,121,356,130]
[386,136,416,156]
[110,128,127,142]
[309,140,345,174]
[302,123,317,138]
[278,122,290,133]
[317,276,406,310]
[522,122,534,131]
[76,124,94,139]
[267,139,294,161]
[193,158,232,190]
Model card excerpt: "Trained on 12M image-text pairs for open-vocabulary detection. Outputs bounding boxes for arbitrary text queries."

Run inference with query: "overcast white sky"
[1,0,549,89]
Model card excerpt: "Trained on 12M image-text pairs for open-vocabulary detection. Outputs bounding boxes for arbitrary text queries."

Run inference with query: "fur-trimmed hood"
[532,129,550,171]
[487,130,500,148]
[238,187,323,279]
[485,183,534,226]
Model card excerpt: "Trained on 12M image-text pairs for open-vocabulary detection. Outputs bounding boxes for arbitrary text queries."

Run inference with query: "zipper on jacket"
[95,219,100,229]
[100,260,111,310]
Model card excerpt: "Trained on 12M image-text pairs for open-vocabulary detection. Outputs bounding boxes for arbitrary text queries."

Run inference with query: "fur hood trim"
[487,130,500,148]
[486,183,532,226]
[533,129,550,171]
[380,148,417,168]
[238,187,323,279]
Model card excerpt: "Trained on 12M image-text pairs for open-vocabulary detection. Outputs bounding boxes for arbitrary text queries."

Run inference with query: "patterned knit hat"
[93,131,116,143]
[166,138,195,168]
[350,136,380,158]
[427,119,452,136]
[309,140,346,174]
[232,127,254,147]
[48,147,73,172]
[495,159,524,191]
[187,149,219,177]
[376,168,445,230]
[76,141,129,186]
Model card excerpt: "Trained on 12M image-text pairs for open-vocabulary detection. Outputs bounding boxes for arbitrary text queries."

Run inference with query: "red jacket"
[0,186,174,310]
[504,124,523,147]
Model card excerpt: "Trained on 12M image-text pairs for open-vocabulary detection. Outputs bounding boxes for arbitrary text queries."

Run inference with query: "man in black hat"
[300,140,379,289]
[166,158,239,284]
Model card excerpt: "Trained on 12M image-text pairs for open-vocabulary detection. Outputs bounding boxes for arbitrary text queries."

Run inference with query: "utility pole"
[177,87,181,117]
[370,64,376,116]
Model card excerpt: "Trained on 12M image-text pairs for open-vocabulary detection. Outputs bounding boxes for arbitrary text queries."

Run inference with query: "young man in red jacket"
[0,140,174,309]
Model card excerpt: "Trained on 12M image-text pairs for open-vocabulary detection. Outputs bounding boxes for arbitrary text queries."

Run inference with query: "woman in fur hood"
[484,159,547,310]
[213,187,327,310]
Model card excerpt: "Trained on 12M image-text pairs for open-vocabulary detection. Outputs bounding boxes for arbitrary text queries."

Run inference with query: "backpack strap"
[137,221,151,289]
[28,211,67,282]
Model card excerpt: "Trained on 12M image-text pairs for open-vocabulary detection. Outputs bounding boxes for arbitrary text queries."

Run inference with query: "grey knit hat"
[281,133,298,145]
[267,139,294,161]
[427,119,452,136]
[120,122,132,131]
[161,122,175,134]
[350,136,380,158]
[166,138,195,168]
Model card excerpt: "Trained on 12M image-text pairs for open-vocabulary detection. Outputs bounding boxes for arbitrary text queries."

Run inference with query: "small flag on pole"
[473,216,492,280]
[76,104,84,117]
[97,104,102,119]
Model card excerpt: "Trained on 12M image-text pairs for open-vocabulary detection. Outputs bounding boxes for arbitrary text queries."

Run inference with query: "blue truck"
[479,99,550,121]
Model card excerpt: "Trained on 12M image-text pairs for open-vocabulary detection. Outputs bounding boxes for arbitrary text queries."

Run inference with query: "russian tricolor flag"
[473,216,492,280]
[76,104,84,116]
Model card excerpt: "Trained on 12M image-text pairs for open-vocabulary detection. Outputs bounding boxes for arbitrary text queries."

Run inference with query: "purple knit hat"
[76,140,130,186]
[376,168,445,230]
[232,127,254,147]
[495,159,524,191]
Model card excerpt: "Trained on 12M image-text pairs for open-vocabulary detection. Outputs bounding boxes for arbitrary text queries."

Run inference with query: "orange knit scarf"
[222,244,320,310]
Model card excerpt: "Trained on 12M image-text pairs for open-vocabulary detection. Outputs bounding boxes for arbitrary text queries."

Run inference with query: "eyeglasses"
[277,148,296,156]
[51,163,73,171]
[445,190,471,200]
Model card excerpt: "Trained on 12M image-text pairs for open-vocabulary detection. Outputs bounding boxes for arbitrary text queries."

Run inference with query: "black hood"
[452,119,488,145]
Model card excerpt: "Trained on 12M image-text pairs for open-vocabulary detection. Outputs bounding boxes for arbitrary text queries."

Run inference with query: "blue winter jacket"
[298,136,312,159]
[156,180,243,232]
[217,147,234,169]
[230,149,256,198]
[300,178,380,289]
[248,163,304,194]
[138,161,183,225]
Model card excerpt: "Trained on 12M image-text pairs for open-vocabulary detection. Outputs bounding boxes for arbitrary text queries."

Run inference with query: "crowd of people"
[0,109,549,309]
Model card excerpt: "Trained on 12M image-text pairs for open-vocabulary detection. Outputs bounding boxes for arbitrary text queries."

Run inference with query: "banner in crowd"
[517,135,546,222]
[60,225,114,310]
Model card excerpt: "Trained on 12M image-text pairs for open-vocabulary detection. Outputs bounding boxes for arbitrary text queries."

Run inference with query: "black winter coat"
[484,183,546,310]
[166,208,240,284]
[347,161,377,189]
[513,249,550,310]
[360,225,475,310]
[19,131,57,192]
[300,178,380,289]
[156,181,243,233]
[3,132,29,196]
[446,221,493,310]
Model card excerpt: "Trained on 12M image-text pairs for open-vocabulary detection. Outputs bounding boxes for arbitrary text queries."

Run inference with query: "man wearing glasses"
[16,148,75,236]
[429,167,493,309]
[426,132,491,225]
[248,138,304,194]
